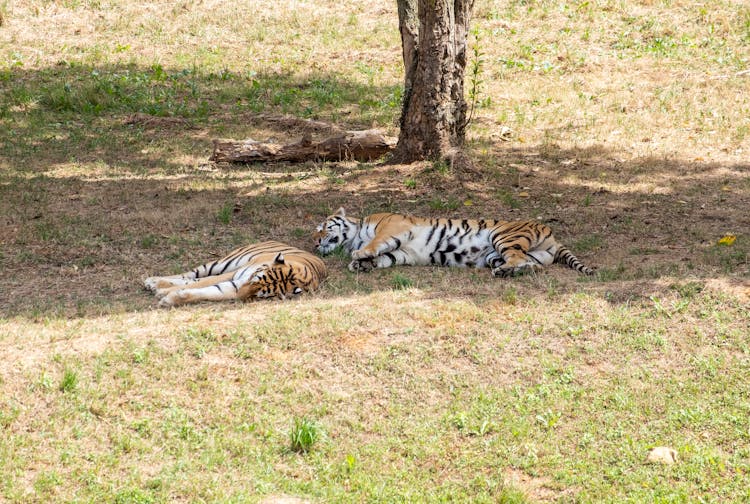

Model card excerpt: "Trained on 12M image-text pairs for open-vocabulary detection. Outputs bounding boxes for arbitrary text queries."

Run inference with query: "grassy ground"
[1,0,749,502]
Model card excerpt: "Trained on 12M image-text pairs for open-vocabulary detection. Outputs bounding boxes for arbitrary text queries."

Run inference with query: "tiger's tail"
[554,246,595,275]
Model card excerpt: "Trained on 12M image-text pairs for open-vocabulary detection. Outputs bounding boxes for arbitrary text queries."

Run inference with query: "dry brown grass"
[1,0,749,502]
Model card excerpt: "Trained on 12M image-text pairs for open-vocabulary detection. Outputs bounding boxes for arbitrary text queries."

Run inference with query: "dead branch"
[210,129,396,164]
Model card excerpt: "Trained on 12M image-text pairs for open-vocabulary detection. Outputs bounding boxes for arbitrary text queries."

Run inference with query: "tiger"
[144,241,327,307]
[313,208,595,277]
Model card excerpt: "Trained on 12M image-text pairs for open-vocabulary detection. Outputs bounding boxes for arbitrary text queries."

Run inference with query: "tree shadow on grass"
[1,140,748,320]
[0,64,748,319]
[0,62,402,174]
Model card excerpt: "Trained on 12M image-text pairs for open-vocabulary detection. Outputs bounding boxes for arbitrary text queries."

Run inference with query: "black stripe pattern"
[315,210,595,276]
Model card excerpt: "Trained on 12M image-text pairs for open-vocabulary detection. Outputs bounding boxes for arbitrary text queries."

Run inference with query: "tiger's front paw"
[351,249,373,260]
[144,277,162,292]
[348,258,375,272]
[158,290,189,308]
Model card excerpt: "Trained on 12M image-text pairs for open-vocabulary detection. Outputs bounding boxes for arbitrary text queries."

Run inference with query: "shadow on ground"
[1,64,748,319]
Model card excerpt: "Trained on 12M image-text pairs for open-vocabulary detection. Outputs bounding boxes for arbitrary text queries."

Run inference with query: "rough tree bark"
[393,0,475,165]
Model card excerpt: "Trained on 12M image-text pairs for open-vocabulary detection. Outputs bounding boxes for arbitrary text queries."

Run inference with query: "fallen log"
[210,129,396,163]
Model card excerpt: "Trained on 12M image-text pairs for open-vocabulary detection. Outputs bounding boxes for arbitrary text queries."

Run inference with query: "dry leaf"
[717,234,736,246]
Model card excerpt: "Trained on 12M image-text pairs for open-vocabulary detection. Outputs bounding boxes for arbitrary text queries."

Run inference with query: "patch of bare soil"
[502,468,564,502]
[704,277,750,304]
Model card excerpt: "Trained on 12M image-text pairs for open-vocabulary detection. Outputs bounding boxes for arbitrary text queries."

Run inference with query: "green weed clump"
[59,368,78,393]
[289,417,321,453]
[217,201,234,225]
[392,273,413,290]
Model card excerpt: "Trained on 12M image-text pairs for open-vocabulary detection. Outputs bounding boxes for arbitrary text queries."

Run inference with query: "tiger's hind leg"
[489,241,547,278]
[488,222,557,278]
[492,263,543,278]
[491,249,554,277]
[488,244,542,277]
[490,247,548,276]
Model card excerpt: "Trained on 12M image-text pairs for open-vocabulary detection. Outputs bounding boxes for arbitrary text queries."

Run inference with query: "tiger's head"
[242,253,308,300]
[313,207,358,255]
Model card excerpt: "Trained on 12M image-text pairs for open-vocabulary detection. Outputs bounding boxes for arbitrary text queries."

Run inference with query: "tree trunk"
[397,0,419,132]
[394,0,474,164]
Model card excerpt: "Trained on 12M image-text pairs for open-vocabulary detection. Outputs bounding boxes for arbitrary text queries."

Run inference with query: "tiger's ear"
[335,207,346,217]
[274,253,285,264]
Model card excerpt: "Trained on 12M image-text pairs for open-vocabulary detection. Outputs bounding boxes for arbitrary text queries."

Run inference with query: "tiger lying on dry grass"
[314,208,594,277]
[144,241,327,307]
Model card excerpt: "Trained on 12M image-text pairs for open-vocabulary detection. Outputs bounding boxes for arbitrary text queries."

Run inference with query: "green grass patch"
[573,234,603,253]
[428,197,460,211]
[391,273,414,290]
[59,367,78,393]
[1,0,749,502]
[216,201,234,225]
[289,417,322,453]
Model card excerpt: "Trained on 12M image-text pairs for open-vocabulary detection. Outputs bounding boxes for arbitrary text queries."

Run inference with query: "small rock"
[647,446,678,465]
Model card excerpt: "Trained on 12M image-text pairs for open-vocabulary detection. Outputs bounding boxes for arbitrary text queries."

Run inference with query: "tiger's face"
[242,256,306,300]
[314,207,355,255]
